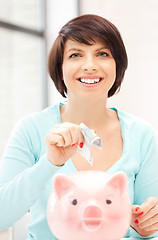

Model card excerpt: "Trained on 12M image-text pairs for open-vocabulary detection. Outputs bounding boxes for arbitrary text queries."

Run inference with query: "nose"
[83,205,103,230]
[82,56,97,72]
[83,206,102,219]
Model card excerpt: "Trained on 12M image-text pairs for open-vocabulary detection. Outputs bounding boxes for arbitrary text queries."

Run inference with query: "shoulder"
[116,108,157,140]
[19,104,60,126]
[12,103,61,138]
[26,104,60,123]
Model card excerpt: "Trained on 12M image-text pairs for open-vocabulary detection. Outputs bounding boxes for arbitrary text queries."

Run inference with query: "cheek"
[101,60,116,80]
[60,195,80,221]
[62,63,68,80]
[62,203,79,221]
[62,61,80,80]
[62,66,70,89]
[62,60,74,76]
[109,61,116,78]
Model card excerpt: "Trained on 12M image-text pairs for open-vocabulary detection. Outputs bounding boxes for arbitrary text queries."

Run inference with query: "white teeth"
[94,78,100,83]
[80,78,101,84]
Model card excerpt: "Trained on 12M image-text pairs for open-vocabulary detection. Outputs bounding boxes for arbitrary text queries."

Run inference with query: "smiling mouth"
[83,218,102,230]
[77,77,103,84]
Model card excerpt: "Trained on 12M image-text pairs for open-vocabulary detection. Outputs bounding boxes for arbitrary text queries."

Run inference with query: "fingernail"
[138,211,144,216]
[135,207,140,212]
[134,219,139,224]
[80,142,83,148]
[72,144,76,146]
[64,145,69,148]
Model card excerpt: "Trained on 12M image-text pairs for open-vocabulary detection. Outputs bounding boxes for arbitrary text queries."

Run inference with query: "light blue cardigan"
[0,103,158,239]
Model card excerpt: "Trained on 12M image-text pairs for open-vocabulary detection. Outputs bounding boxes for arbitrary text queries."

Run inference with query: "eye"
[106,195,113,205]
[69,53,80,58]
[106,199,112,204]
[71,199,77,205]
[97,51,109,57]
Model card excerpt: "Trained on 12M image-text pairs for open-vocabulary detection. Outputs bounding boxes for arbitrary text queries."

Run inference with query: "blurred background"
[0,0,158,239]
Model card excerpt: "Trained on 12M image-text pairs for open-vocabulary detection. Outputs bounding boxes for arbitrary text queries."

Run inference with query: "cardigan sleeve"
[130,126,158,238]
[0,117,59,231]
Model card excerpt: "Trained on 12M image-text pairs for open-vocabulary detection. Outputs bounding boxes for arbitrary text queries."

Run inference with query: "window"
[0,0,46,158]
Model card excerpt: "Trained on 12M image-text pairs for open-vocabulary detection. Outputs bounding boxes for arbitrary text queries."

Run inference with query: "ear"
[53,175,75,199]
[106,171,128,196]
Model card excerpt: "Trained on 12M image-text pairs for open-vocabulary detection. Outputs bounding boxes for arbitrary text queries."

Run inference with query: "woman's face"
[62,39,116,101]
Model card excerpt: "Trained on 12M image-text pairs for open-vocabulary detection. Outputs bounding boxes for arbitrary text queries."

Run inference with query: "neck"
[61,97,112,130]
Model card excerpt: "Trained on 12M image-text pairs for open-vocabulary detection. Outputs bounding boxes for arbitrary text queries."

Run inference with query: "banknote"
[77,123,103,165]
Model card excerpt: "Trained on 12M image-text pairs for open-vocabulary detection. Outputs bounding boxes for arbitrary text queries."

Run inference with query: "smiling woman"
[0,14,158,240]
[61,39,116,101]
[48,14,127,98]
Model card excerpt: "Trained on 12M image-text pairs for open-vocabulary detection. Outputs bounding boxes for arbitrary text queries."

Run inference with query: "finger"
[142,221,158,232]
[139,197,157,216]
[77,126,84,146]
[50,126,73,146]
[45,132,65,147]
[50,123,84,147]
[68,125,84,147]
[131,205,141,215]
[55,127,72,147]
[139,214,158,230]
[137,201,158,224]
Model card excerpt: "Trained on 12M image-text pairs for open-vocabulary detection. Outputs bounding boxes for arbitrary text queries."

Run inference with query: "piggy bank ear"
[106,172,128,195]
[53,175,75,199]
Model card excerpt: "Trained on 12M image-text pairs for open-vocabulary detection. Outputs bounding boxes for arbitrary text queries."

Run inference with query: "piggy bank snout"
[83,205,103,230]
[83,205,102,218]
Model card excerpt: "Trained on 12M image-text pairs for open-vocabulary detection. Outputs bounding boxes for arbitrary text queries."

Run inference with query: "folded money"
[77,123,103,165]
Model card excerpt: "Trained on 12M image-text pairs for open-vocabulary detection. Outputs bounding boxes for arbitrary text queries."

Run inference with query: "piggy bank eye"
[106,195,113,205]
[71,199,77,205]
[106,199,112,204]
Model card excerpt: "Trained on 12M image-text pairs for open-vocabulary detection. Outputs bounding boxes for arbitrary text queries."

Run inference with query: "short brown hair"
[48,14,128,98]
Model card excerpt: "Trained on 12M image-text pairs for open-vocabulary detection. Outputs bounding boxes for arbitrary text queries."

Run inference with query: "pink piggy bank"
[47,171,131,240]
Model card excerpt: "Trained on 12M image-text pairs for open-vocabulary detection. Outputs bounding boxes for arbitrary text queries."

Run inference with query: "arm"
[0,117,59,231]
[130,127,158,238]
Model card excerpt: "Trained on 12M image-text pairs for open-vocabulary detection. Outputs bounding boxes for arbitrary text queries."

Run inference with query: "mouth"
[77,77,103,85]
[83,218,102,230]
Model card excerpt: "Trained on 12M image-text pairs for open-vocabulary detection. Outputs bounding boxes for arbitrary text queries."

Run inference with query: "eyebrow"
[66,46,109,53]
[66,48,82,53]
[96,47,109,51]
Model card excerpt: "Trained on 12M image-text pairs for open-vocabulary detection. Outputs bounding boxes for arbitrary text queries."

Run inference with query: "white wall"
[79,0,158,134]
[1,1,157,239]
[46,0,78,105]
[0,2,78,239]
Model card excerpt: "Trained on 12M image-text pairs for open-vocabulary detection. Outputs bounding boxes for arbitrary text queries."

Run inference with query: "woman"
[0,14,158,239]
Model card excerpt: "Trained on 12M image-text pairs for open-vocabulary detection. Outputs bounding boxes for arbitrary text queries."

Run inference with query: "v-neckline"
[57,103,128,173]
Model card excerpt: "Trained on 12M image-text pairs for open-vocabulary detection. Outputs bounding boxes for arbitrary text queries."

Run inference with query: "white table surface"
[123,238,158,240]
